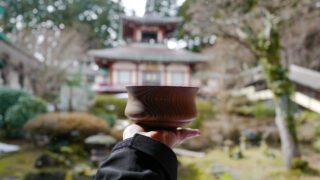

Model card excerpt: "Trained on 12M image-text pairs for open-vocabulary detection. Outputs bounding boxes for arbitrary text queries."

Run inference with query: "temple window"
[172,72,184,85]
[119,70,131,84]
[142,71,161,85]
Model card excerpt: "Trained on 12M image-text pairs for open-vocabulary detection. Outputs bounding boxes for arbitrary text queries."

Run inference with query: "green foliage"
[261,59,294,97]
[96,113,116,127]
[189,100,214,129]
[219,172,233,180]
[150,0,177,17]
[0,87,30,128]
[229,145,243,159]
[297,111,320,123]
[90,95,127,119]
[291,158,309,170]
[229,101,275,118]
[314,124,320,140]
[1,0,124,48]
[254,102,275,118]
[5,96,47,137]
[313,139,320,153]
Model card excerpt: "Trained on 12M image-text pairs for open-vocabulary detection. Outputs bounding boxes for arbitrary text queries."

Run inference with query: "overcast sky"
[121,0,186,17]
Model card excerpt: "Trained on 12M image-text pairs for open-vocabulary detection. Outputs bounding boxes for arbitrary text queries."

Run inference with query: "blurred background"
[0,0,320,179]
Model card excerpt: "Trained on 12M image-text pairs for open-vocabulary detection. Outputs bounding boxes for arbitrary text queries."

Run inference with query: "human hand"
[123,124,200,149]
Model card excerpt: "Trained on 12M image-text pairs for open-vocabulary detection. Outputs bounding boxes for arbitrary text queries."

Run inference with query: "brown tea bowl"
[125,86,198,129]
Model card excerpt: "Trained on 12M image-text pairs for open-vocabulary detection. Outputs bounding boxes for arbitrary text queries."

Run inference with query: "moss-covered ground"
[1,145,320,180]
[178,148,320,180]
[0,146,42,179]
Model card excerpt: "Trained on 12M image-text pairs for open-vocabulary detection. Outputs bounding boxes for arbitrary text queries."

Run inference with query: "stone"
[241,129,261,144]
[35,154,55,168]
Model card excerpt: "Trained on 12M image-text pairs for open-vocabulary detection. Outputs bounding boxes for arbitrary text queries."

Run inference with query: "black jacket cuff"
[112,134,178,180]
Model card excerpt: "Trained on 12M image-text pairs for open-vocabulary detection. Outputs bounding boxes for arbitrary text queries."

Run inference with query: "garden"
[1,86,320,180]
[1,0,320,179]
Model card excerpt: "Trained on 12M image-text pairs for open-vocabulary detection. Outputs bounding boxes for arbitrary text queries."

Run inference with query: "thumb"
[177,128,200,145]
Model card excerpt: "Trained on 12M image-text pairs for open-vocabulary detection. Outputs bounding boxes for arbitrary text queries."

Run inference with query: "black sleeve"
[94,134,178,180]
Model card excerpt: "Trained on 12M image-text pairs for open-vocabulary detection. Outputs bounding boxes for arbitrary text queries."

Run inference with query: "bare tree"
[179,0,320,168]
[9,26,88,102]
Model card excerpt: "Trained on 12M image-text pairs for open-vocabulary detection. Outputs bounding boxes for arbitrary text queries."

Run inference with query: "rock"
[241,129,261,144]
[35,154,55,168]
[85,134,117,145]
[223,139,234,153]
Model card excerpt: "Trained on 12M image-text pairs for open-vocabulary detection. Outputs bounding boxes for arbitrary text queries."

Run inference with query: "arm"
[95,134,177,180]
[95,124,200,180]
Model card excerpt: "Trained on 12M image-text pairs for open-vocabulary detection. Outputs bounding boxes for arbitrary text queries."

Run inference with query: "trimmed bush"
[90,95,127,119]
[0,87,30,128]
[5,96,47,137]
[24,112,110,139]
[189,100,215,129]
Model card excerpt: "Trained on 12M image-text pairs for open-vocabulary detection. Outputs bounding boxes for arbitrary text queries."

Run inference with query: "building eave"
[88,43,210,64]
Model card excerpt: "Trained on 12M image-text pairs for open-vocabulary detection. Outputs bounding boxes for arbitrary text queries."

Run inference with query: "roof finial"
[144,0,155,16]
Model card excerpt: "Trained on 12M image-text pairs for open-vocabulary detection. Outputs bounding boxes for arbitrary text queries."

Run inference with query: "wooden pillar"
[164,63,168,85]
[109,62,113,86]
[136,63,139,85]
[18,62,24,88]
[189,64,194,86]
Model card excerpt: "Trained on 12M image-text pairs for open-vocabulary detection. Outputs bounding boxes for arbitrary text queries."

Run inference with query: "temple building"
[88,11,207,93]
[0,33,40,92]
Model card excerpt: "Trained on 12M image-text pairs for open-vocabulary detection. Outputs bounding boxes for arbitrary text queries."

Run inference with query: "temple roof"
[122,15,182,25]
[242,65,320,91]
[289,64,320,90]
[0,33,39,68]
[88,43,208,63]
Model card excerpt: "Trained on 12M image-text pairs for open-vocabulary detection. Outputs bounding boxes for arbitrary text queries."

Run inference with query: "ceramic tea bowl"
[125,86,198,129]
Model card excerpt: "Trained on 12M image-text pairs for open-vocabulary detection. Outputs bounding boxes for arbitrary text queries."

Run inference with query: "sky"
[121,0,186,17]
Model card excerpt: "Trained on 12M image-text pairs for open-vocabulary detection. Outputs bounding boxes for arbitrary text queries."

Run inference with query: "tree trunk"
[68,86,73,112]
[275,95,300,168]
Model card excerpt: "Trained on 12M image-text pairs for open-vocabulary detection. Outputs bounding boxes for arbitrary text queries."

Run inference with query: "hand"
[123,124,200,149]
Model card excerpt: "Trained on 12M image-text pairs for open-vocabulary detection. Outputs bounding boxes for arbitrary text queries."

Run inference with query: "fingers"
[122,124,200,149]
[123,124,146,140]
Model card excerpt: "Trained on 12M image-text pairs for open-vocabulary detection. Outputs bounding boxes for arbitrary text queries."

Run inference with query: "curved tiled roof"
[122,15,182,24]
[88,43,208,63]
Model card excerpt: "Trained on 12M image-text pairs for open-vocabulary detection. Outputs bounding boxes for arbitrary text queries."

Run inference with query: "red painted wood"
[109,62,113,86]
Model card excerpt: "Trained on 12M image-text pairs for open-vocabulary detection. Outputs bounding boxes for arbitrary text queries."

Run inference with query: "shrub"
[229,101,275,118]
[254,102,275,118]
[0,87,30,128]
[96,113,116,127]
[291,158,309,170]
[314,125,320,139]
[24,112,110,139]
[90,95,127,119]
[189,100,215,129]
[297,111,320,123]
[5,96,47,137]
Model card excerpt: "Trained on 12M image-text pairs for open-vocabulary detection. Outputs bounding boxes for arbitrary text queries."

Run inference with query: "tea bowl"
[125,86,198,129]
